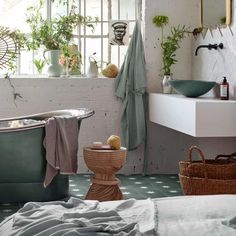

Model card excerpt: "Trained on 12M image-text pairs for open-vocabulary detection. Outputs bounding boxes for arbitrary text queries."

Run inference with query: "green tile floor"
[0,174,182,223]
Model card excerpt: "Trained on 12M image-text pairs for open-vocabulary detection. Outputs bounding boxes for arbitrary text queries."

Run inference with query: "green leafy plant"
[25,0,98,51]
[161,25,186,75]
[34,58,46,74]
[153,15,169,42]
[153,15,186,75]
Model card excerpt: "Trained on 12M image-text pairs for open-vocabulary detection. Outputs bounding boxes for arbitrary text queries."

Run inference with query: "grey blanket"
[6,198,153,236]
[1,195,236,236]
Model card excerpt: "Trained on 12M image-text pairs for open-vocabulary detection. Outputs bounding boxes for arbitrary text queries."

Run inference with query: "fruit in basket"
[102,64,119,78]
[107,135,121,150]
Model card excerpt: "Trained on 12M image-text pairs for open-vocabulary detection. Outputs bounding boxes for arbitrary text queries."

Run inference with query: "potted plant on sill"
[25,0,97,77]
[59,45,82,76]
[153,15,186,94]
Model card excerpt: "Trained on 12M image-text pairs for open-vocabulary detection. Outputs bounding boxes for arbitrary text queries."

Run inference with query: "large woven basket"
[179,146,236,179]
[179,174,236,195]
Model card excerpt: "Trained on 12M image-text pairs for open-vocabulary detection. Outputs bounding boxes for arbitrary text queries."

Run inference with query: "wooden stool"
[83,147,127,201]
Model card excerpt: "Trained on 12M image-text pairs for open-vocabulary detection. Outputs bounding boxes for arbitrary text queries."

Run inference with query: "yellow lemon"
[107,135,121,150]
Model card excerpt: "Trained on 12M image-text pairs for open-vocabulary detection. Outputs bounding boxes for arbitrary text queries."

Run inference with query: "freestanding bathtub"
[0,108,94,203]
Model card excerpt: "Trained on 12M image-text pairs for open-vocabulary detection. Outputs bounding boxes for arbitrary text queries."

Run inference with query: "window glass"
[51,1,67,18]
[111,46,118,66]
[111,0,119,20]
[82,23,102,36]
[102,38,109,65]
[120,0,136,20]
[119,45,128,66]
[102,0,109,21]
[19,50,34,74]
[103,23,109,36]
[129,22,136,36]
[0,0,141,76]
[86,0,101,19]
[0,0,43,33]
[85,38,101,64]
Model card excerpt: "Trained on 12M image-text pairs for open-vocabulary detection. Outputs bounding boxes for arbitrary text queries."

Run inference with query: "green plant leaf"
[25,1,98,50]
[152,15,169,28]
[159,25,186,75]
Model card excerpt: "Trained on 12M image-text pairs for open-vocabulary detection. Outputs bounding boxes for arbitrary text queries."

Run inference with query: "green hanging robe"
[115,21,147,150]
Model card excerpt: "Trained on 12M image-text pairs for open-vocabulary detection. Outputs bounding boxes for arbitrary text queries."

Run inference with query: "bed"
[0,195,236,235]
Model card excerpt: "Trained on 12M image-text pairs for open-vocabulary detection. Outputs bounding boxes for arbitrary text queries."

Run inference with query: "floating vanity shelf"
[149,93,236,137]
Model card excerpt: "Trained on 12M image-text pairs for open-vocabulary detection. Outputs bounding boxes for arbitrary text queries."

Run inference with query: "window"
[0,0,142,76]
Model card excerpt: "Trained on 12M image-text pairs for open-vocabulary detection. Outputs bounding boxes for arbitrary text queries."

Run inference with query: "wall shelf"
[149,93,236,137]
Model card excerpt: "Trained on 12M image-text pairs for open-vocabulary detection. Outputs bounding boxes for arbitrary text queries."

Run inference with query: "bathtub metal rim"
[0,108,95,132]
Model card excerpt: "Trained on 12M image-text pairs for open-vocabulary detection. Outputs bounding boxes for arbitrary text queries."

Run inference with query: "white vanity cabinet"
[149,93,236,137]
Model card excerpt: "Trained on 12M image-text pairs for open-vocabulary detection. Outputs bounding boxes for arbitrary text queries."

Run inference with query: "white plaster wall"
[143,0,236,174]
[144,0,200,93]
[143,0,201,173]
[191,0,236,160]
[1,0,229,175]
[0,78,144,175]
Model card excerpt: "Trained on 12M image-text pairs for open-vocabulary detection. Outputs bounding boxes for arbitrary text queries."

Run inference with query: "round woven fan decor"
[0,26,17,69]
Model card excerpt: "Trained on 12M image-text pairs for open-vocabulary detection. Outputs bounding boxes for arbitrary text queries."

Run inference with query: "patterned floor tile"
[0,174,183,223]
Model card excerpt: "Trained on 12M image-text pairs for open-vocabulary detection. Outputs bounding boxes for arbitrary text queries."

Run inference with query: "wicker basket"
[179,174,236,195]
[179,146,236,179]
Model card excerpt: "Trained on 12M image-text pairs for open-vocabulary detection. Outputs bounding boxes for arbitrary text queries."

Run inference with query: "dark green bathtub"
[0,108,94,203]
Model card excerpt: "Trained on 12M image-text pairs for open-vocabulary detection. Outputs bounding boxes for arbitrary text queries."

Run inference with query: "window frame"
[4,0,142,76]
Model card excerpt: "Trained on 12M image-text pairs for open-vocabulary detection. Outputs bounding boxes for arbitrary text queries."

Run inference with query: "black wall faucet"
[195,43,224,56]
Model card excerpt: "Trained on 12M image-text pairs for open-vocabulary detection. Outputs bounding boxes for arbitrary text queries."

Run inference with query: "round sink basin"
[169,80,216,97]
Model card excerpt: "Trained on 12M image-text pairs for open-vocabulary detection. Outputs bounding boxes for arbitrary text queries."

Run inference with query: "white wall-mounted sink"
[149,93,236,137]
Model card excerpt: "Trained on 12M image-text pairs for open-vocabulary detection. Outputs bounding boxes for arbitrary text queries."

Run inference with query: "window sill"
[0,75,115,80]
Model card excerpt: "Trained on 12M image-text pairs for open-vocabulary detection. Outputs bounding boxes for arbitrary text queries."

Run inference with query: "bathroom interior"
[0,0,236,235]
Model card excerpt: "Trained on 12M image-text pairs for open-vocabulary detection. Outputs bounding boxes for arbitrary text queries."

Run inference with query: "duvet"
[0,195,235,236]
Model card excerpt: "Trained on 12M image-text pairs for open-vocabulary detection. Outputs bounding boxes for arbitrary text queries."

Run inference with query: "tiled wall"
[192,1,236,98]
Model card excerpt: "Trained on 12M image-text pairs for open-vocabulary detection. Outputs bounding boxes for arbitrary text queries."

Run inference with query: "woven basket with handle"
[179,146,236,195]
[179,174,236,195]
[179,146,236,179]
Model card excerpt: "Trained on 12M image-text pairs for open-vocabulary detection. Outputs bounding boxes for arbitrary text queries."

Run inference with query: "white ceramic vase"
[162,75,173,94]
[87,61,98,78]
[43,49,63,77]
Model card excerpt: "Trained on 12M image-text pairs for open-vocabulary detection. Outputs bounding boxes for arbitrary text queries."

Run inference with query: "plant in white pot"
[25,0,97,77]
[153,15,186,94]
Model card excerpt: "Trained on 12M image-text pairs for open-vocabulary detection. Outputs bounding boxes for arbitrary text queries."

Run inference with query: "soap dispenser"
[220,76,229,100]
